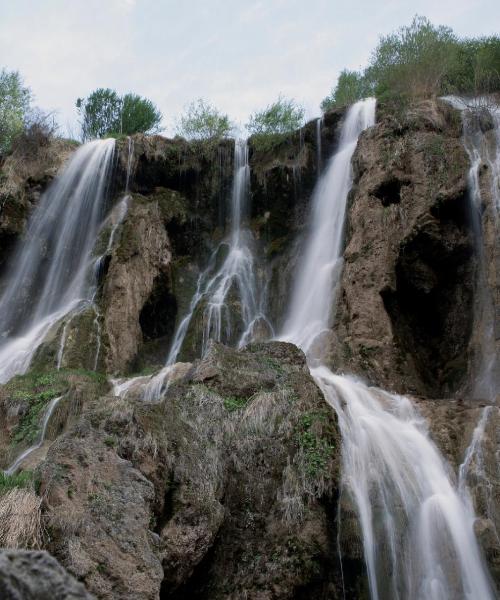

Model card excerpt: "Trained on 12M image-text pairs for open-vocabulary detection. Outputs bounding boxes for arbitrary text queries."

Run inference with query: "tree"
[120,93,162,136]
[246,96,305,150]
[367,16,458,103]
[0,69,31,154]
[176,98,232,141]
[76,88,162,140]
[321,70,371,112]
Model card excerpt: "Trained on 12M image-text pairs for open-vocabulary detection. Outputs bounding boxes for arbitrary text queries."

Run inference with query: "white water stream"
[113,139,271,399]
[0,139,116,382]
[443,96,500,400]
[278,98,494,599]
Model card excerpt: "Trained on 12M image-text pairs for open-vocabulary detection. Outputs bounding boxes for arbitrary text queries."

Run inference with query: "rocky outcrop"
[36,342,360,599]
[0,549,95,599]
[101,195,173,373]
[330,100,474,398]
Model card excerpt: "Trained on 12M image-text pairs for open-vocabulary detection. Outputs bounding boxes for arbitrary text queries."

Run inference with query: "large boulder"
[0,549,94,599]
[36,342,362,599]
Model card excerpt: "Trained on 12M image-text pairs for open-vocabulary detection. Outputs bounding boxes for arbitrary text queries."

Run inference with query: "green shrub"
[321,69,372,111]
[0,68,31,154]
[176,98,232,142]
[321,16,500,110]
[0,471,33,495]
[247,96,305,151]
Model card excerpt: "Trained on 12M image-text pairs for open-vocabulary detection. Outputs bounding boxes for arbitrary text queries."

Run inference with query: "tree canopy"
[246,96,305,150]
[321,16,500,110]
[76,88,162,140]
[0,69,31,154]
[176,98,232,142]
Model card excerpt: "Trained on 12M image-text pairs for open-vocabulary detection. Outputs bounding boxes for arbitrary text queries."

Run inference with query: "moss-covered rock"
[36,342,363,599]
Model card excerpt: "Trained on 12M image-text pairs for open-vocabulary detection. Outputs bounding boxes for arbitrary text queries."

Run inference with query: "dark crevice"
[381,219,474,396]
[373,178,404,206]
[139,274,177,341]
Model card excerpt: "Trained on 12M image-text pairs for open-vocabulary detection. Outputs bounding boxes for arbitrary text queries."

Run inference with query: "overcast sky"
[1,0,499,137]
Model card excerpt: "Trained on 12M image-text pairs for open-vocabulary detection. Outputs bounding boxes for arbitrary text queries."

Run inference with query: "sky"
[1,0,499,137]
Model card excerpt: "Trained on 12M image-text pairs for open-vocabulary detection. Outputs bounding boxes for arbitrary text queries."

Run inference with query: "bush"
[321,70,372,111]
[176,98,232,142]
[0,69,31,154]
[321,16,500,110]
[11,108,58,158]
[367,16,458,104]
[76,88,162,140]
[247,96,305,151]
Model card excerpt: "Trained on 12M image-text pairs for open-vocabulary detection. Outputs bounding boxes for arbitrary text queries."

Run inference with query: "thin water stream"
[113,139,271,399]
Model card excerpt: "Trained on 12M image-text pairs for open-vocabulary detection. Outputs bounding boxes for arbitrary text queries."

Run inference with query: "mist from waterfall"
[279,98,494,599]
[0,139,116,383]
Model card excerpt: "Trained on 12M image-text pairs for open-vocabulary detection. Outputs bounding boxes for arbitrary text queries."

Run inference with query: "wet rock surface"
[330,99,474,398]
[416,396,500,586]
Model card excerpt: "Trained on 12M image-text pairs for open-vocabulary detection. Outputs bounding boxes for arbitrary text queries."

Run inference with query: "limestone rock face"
[102,197,172,373]
[330,100,474,398]
[0,549,95,599]
[36,342,363,599]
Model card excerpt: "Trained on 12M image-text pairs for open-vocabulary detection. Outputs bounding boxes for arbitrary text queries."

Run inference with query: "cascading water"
[443,96,500,400]
[57,137,132,371]
[280,101,375,356]
[279,98,494,599]
[113,139,271,400]
[0,139,116,383]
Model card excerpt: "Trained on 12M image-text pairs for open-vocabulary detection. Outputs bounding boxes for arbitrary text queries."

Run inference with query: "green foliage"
[120,93,162,136]
[5,371,67,446]
[321,16,500,110]
[321,69,372,111]
[176,98,232,142]
[77,88,162,141]
[247,96,305,151]
[297,411,335,477]
[0,471,33,495]
[0,68,31,154]
[223,395,248,412]
[367,16,458,104]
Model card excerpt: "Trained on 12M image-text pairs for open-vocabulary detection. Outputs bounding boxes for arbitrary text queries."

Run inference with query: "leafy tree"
[247,96,305,150]
[0,69,31,154]
[76,88,162,140]
[176,98,232,141]
[321,70,371,111]
[76,88,121,140]
[321,16,500,111]
[120,93,162,136]
[367,16,458,103]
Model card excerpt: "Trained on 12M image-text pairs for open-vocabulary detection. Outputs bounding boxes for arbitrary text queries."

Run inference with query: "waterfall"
[281,100,375,356]
[113,139,272,400]
[166,139,268,361]
[4,395,62,476]
[443,96,500,400]
[279,98,494,599]
[0,139,116,382]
